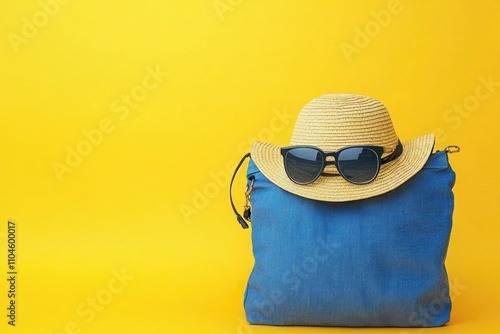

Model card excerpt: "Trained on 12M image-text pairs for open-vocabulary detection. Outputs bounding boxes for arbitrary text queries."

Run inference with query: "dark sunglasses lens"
[337,148,379,184]
[284,148,323,184]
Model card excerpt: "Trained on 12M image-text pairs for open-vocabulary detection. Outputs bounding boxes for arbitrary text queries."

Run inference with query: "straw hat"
[250,94,435,202]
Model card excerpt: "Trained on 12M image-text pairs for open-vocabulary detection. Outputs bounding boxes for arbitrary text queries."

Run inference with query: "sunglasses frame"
[280,140,403,185]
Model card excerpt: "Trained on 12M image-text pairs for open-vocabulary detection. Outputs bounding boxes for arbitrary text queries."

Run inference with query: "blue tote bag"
[239,149,456,327]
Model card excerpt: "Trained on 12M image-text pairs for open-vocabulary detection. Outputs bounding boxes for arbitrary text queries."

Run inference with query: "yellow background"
[1,0,499,333]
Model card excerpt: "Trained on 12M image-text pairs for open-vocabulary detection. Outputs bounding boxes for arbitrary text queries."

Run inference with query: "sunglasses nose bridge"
[324,153,336,165]
[322,153,340,174]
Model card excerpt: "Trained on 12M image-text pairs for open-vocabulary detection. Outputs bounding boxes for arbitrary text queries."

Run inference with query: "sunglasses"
[280,141,403,185]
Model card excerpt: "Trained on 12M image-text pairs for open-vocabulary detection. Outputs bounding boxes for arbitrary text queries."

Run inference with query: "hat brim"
[250,133,435,202]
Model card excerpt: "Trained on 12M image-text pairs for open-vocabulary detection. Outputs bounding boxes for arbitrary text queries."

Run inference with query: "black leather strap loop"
[229,153,251,229]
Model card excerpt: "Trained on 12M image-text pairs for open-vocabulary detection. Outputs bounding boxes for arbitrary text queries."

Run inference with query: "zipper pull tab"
[243,206,251,221]
[243,177,255,222]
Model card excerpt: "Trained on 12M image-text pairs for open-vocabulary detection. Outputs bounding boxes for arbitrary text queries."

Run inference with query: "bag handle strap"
[444,145,460,154]
[229,153,253,229]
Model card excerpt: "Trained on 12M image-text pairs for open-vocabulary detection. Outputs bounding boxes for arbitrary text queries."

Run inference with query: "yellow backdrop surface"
[1,1,499,333]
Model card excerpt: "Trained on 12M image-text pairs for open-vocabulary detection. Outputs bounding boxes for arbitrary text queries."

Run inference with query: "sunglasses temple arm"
[381,140,403,164]
[230,153,251,229]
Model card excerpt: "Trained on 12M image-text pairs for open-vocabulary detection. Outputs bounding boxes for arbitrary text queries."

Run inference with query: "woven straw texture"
[250,94,435,202]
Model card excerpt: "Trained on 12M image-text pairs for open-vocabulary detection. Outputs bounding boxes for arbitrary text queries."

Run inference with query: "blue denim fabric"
[244,151,455,327]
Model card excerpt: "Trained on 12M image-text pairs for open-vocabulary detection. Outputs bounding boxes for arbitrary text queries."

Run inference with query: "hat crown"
[290,94,399,151]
